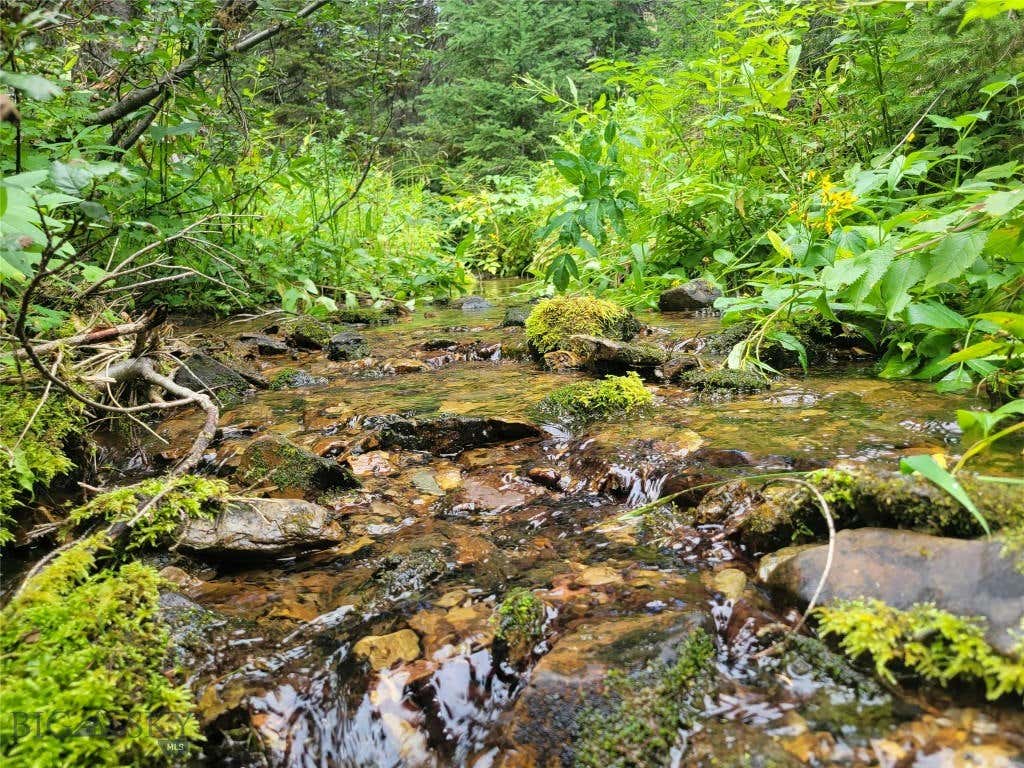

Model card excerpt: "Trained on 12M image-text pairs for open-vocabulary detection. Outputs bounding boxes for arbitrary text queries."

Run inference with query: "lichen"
[816,598,1024,700]
[524,296,638,354]
[0,536,201,766]
[67,475,227,551]
[535,372,653,423]
[0,388,85,544]
[574,629,716,768]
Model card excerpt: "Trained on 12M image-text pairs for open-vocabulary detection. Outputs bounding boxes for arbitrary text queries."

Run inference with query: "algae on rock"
[535,372,653,423]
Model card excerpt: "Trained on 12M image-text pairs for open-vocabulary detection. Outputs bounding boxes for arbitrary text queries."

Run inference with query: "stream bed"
[142,282,1022,767]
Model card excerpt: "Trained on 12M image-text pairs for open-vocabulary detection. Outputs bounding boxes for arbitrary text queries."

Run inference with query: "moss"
[67,475,227,552]
[285,317,334,348]
[524,296,638,354]
[0,388,86,545]
[675,367,768,394]
[574,629,716,768]
[0,536,200,766]
[816,598,1024,700]
[333,306,388,325]
[268,367,327,390]
[238,436,356,495]
[535,372,653,423]
[494,587,545,662]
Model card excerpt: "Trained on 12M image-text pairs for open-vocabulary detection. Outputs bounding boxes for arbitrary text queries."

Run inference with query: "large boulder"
[177,498,346,556]
[236,435,359,498]
[658,279,721,311]
[764,528,1024,657]
[525,295,640,355]
[371,414,542,455]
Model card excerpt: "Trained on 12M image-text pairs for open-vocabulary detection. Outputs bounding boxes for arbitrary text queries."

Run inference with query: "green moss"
[0,388,85,545]
[268,368,327,390]
[536,372,653,423]
[574,629,716,768]
[285,317,334,348]
[525,296,638,354]
[333,306,388,325]
[0,536,200,766]
[675,367,768,393]
[237,436,355,494]
[816,598,1024,700]
[494,587,545,661]
[67,475,227,552]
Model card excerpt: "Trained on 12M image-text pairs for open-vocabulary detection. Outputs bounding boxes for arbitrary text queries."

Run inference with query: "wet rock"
[708,568,747,601]
[268,367,328,389]
[420,337,458,350]
[660,354,699,381]
[347,450,394,476]
[172,353,253,408]
[766,528,1024,656]
[487,610,711,767]
[675,367,769,394]
[686,720,802,767]
[239,333,290,355]
[542,349,583,371]
[285,317,334,349]
[326,332,369,361]
[236,435,359,498]
[501,306,529,327]
[454,295,494,312]
[353,629,421,670]
[333,306,390,325]
[567,334,668,375]
[374,546,452,601]
[374,414,542,455]
[658,278,722,311]
[178,498,346,556]
[527,466,562,490]
[380,357,431,374]
[694,462,1024,552]
[500,338,531,361]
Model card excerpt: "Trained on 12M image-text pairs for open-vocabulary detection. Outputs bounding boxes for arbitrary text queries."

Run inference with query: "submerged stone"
[177,497,346,556]
[766,527,1024,657]
[658,278,722,311]
[353,629,421,670]
[236,435,359,498]
[373,414,542,455]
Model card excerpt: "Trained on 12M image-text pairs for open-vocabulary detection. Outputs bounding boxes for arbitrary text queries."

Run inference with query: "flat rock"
[567,334,668,374]
[178,498,346,556]
[172,353,253,408]
[658,278,722,311]
[375,414,542,455]
[239,333,290,355]
[353,629,421,670]
[765,528,1024,657]
[453,295,494,312]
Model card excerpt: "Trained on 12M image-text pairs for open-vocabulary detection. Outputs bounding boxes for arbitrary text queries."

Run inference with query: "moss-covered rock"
[0,388,85,545]
[267,367,328,389]
[172,352,254,408]
[675,367,769,394]
[524,295,639,355]
[236,436,359,498]
[494,587,545,665]
[534,372,653,423]
[333,306,389,325]
[568,334,668,375]
[0,537,201,766]
[285,317,335,349]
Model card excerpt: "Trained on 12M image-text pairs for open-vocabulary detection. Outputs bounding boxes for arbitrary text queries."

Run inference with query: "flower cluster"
[789,170,858,234]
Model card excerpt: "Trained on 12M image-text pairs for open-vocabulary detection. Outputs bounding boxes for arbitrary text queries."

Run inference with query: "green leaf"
[903,302,967,329]
[981,188,1024,217]
[899,455,989,535]
[0,72,62,100]
[879,256,926,318]
[941,339,1003,364]
[923,230,987,290]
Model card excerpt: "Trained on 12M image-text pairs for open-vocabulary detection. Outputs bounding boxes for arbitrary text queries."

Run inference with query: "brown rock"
[353,629,421,670]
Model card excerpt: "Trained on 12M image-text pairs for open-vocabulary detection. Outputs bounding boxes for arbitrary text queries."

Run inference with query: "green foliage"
[538,372,652,422]
[0,537,200,766]
[0,388,84,545]
[67,475,226,551]
[524,295,636,354]
[816,598,1024,700]
[575,629,715,768]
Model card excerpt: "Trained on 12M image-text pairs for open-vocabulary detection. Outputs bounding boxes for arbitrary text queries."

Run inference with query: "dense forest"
[2,0,1023,766]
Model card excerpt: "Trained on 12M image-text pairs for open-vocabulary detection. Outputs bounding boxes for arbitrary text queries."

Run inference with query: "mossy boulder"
[675,367,768,394]
[333,306,389,325]
[285,317,335,349]
[326,332,369,361]
[236,436,358,498]
[267,367,328,389]
[524,295,640,355]
[494,587,546,665]
[692,462,1024,552]
[534,372,653,423]
[501,306,529,327]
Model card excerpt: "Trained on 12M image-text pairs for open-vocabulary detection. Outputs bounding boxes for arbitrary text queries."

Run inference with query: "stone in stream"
[353,629,421,670]
[501,306,529,327]
[453,295,494,312]
[239,332,291,355]
[285,316,335,349]
[236,435,359,498]
[658,278,722,311]
[674,366,769,394]
[371,414,542,455]
[326,331,369,361]
[177,497,346,556]
[567,334,668,375]
[172,352,254,408]
[763,527,1024,657]
[267,367,328,389]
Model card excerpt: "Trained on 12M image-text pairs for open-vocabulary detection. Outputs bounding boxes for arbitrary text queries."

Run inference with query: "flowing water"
[145,281,1023,767]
